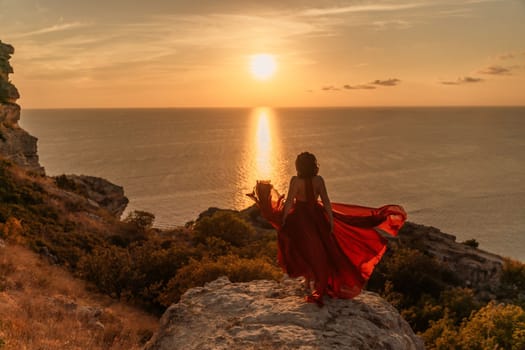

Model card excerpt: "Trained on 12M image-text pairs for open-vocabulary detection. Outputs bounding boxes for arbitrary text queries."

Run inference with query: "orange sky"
[2,0,525,108]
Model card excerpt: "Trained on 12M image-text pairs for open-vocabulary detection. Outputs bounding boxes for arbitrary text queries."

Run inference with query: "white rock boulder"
[145,277,424,350]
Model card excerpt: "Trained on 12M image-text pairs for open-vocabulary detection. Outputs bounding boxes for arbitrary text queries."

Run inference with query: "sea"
[19,107,525,261]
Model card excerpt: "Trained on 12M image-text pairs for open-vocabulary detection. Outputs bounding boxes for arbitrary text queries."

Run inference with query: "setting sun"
[249,54,277,81]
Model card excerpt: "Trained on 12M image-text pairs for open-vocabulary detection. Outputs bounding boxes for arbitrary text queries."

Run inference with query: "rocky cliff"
[144,277,424,350]
[393,222,504,298]
[0,40,44,175]
[0,40,128,216]
[54,174,129,217]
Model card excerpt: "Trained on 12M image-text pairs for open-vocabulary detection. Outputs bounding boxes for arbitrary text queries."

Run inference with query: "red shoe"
[305,293,324,307]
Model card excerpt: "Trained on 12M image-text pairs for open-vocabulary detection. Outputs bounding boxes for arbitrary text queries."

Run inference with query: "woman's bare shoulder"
[312,175,325,183]
[312,176,327,192]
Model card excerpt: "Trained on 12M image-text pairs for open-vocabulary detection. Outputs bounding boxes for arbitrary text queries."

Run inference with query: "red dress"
[248,179,406,299]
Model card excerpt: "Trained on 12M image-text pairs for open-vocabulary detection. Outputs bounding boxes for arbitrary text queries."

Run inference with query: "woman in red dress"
[248,152,406,306]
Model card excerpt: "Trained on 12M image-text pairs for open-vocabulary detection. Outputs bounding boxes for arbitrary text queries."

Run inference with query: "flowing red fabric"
[247,180,407,299]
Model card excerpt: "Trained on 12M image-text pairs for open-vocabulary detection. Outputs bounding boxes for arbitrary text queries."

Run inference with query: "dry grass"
[0,243,158,350]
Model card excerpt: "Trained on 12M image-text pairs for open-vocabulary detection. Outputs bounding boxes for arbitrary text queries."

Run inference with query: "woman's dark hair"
[295,152,319,178]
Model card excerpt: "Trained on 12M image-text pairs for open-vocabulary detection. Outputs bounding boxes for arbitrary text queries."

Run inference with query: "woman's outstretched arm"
[318,176,334,233]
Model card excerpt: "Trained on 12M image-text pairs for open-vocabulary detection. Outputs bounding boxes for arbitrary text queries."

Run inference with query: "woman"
[248,152,406,306]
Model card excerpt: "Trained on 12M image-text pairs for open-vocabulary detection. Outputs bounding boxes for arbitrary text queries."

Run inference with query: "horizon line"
[22,104,525,110]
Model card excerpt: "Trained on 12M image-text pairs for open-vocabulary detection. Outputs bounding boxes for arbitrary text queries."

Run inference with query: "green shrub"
[440,287,481,322]
[370,248,459,305]
[421,313,460,350]
[499,258,525,306]
[194,212,255,247]
[78,238,198,308]
[113,210,157,245]
[423,301,525,350]
[124,210,155,232]
[462,239,479,248]
[401,294,444,331]
[77,245,131,298]
[199,236,233,259]
[125,239,196,302]
[458,301,525,349]
[368,247,462,332]
[54,174,77,191]
[158,254,282,306]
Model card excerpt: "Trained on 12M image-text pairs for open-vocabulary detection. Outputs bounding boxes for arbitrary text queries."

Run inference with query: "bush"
[370,248,459,305]
[421,313,460,350]
[77,238,198,308]
[499,258,525,306]
[457,301,525,349]
[462,239,479,248]
[113,210,157,245]
[368,247,463,332]
[77,245,131,298]
[194,212,255,247]
[423,301,525,349]
[158,254,282,306]
[54,174,77,191]
[125,239,196,303]
[0,217,24,243]
[124,210,155,232]
[440,287,481,322]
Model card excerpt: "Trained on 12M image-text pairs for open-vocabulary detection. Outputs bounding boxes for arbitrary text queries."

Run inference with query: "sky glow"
[1,0,524,108]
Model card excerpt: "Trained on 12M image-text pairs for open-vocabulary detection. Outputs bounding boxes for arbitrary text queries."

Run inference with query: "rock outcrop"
[144,277,424,350]
[54,174,129,217]
[0,39,44,174]
[396,222,504,297]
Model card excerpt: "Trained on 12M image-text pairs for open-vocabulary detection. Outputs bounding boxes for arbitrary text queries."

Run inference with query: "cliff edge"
[144,276,424,350]
[0,40,44,175]
[0,39,128,217]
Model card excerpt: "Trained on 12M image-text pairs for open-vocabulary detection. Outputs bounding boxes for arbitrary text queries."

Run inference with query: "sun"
[250,54,277,81]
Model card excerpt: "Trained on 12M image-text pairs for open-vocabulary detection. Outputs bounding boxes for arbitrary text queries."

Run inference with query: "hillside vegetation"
[1,158,525,349]
[0,243,158,350]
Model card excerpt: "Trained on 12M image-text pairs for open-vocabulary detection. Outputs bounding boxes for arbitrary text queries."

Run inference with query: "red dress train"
[248,180,406,299]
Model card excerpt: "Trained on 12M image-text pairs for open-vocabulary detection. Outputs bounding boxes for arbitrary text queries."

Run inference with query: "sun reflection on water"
[255,109,273,180]
[235,107,287,210]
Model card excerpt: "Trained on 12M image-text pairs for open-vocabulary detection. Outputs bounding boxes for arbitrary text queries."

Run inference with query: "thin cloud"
[498,53,515,60]
[322,78,401,91]
[11,22,89,38]
[302,3,425,16]
[479,65,512,75]
[372,20,412,30]
[441,76,484,85]
[370,78,401,86]
[321,86,340,91]
[343,84,376,90]
[8,12,325,82]
[436,8,474,17]
[497,50,525,61]
[464,0,503,3]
